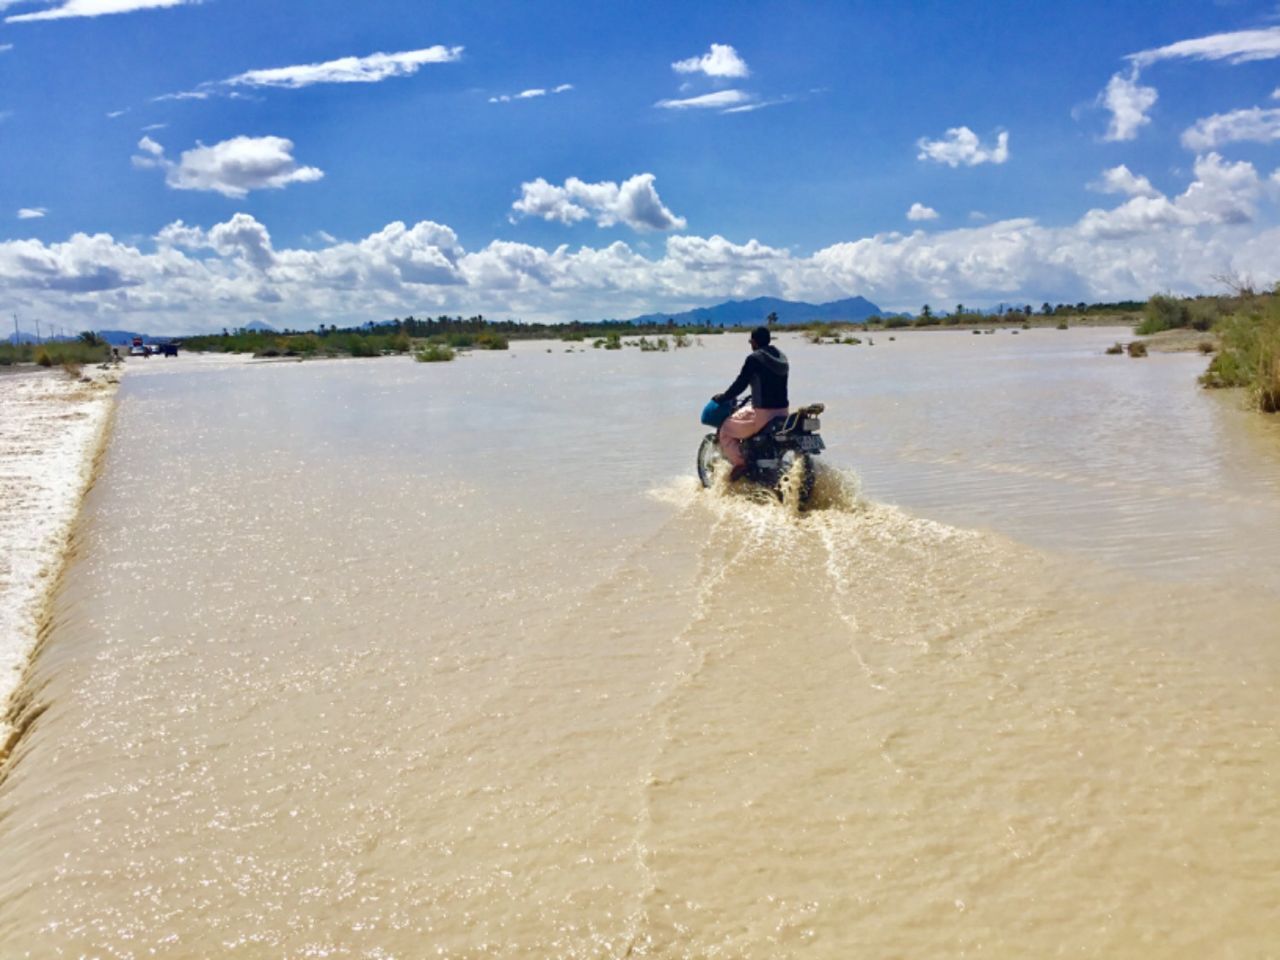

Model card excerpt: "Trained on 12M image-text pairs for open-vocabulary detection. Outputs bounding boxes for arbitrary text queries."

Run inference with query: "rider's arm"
[715,357,754,402]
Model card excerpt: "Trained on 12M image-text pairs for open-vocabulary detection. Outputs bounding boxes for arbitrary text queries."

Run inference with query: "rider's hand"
[712,393,725,404]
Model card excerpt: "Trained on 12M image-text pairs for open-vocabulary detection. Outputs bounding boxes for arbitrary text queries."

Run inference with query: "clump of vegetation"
[415,343,456,363]
[474,331,509,350]
[1138,294,1229,335]
[1200,293,1280,412]
[1106,342,1124,355]
[636,336,669,352]
[61,361,83,379]
[1198,340,1216,355]
[841,336,862,345]
[1056,320,1069,330]
[1127,341,1148,358]
[0,338,109,367]
[602,333,622,350]
[884,317,911,329]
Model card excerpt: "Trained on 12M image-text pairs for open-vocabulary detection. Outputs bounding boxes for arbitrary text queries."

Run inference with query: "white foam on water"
[0,367,120,736]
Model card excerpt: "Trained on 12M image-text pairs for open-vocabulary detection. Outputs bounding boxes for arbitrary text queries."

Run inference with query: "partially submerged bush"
[35,348,53,367]
[1198,340,1216,355]
[1127,341,1148,357]
[415,343,456,363]
[1105,342,1124,355]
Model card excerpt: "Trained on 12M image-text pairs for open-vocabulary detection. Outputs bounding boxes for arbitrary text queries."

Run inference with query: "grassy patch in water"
[415,343,456,363]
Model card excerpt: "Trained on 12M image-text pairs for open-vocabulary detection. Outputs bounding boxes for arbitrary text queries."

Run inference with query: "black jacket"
[722,345,789,409]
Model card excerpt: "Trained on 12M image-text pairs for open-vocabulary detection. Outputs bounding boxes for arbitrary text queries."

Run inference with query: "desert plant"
[1127,341,1148,357]
[1106,342,1124,355]
[1198,340,1216,354]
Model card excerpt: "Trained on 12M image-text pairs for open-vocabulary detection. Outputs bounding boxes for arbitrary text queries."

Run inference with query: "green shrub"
[35,348,53,367]
[1137,294,1189,334]
[474,331,509,350]
[347,336,378,357]
[884,317,910,329]
[1201,298,1280,412]
[415,343,456,363]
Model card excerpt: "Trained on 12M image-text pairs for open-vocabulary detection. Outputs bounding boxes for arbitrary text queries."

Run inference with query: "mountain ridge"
[616,295,883,327]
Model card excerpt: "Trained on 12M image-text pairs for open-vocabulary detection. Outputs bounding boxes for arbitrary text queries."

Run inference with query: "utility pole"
[34,318,41,344]
[11,313,16,346]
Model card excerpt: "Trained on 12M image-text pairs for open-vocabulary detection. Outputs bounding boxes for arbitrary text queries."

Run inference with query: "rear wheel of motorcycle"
[777,450,814,508]
[696,434,723,489]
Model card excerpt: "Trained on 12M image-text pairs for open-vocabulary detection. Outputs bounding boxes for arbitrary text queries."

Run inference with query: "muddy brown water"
[1,330,1278,958]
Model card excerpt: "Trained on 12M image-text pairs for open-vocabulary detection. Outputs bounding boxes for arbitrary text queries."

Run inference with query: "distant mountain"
[244,320,277,332]
[618,295,883,327]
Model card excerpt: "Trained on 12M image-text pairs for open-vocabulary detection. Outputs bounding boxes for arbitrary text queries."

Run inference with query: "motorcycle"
[697,398,826,507]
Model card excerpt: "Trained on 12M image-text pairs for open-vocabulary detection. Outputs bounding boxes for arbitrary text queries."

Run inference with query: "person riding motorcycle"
[712,325,790,482]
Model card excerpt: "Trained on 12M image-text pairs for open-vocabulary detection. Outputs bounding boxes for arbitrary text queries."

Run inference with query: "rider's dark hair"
[751,325,771,346]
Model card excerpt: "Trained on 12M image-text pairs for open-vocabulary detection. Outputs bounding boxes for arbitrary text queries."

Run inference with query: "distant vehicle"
[129,336,146,357]
[160,343,178,357]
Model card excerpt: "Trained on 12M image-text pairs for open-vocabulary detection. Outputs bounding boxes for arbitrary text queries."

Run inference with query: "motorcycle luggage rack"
[776,403,824,438]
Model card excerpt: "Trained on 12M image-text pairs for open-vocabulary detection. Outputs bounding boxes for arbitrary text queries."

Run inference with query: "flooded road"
[1,330,1278,958]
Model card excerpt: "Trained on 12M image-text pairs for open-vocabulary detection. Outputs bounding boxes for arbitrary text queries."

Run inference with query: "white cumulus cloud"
[17,207,46,219]
[907,203,939,221]
[1182,106,1280,150]
[1099,70,1158,141]
[133,135,324,198]
[1078,153,1263,238]
[672,43,750,78]
[1089,165,1159,198]
[5,0,192,22]
[3,156,1279,333]
[655,89,751,111]
[0,42,12,51]
[917,127,1009,167]
[511,173,687,232]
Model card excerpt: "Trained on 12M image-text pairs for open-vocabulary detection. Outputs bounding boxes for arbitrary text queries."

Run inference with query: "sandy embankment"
[0,363,121,737]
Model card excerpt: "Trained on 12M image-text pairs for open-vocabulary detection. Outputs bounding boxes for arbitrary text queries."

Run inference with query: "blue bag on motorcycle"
[701,398,734,427]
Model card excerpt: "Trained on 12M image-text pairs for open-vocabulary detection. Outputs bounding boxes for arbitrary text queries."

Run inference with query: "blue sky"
[2,0,1280,333]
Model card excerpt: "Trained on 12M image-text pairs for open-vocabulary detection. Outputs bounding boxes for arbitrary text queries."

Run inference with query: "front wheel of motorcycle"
[696,434,724,489]
[776,450,815,508]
